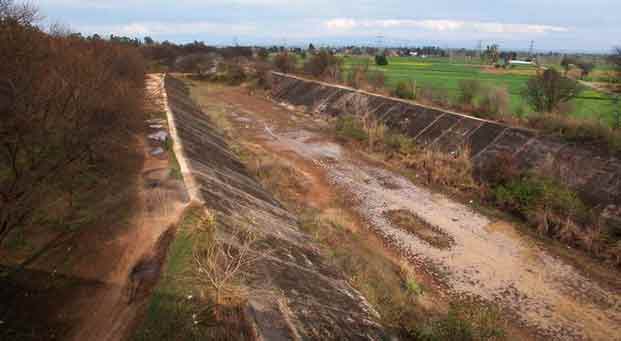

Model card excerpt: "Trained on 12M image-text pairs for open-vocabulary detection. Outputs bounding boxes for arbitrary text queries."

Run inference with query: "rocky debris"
[150,147,164,156]
[146,118,166,125]
[147,131,168,142]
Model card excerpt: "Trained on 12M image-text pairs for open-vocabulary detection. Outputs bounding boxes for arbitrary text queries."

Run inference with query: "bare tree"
[577,62,595,79]
[1,2,146,248]
[273,52,297,74]
[0,0,41,24]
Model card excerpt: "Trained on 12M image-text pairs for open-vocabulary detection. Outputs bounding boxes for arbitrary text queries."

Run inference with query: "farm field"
[343,56,617,123]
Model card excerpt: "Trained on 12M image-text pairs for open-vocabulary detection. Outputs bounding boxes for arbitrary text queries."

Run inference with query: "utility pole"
[477,40,483,61]
[376,34,384,54]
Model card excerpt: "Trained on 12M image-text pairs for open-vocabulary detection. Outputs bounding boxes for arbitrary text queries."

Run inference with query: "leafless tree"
[1,1,146,248]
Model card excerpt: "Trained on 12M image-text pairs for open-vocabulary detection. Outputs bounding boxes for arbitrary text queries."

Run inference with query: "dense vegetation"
[0,0,146,258]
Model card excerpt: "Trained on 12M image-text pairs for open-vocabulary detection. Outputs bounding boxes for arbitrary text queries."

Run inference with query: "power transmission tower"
[477,40,483,59]
[529,40,535,57]
[376,34,384,53]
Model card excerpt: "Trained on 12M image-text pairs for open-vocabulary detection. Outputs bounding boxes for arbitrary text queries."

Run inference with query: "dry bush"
[477,153,522,187]
[458,79,483,107]
[526,113,621,153]
[250,154,308,206]
[273,52,297,74]
[347,63,369,89]
[303,50,344,81]
[192,214,260,307]
[401,147,479,192]
[362,113,386,151]
[479,86,510,118]
[367,70,386,91]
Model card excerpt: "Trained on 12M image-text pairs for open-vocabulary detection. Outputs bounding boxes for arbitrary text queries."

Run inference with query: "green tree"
[375,54,388,66]
[523,69,581,113]
[484,44,500,64]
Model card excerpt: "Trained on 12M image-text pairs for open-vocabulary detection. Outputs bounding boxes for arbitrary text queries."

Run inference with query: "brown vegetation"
[0,1,146,252]
[273,52,297,74]
[385,209,455,249]
[303,50,344,82]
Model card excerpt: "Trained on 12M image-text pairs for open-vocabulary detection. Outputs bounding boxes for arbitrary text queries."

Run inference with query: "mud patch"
[385,209,454,249]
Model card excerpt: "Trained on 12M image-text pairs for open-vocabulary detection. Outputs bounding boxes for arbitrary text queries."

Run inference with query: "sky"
[36,0,621,52]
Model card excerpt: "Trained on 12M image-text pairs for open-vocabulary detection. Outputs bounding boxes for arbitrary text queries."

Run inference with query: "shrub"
[479,86,510,118]
[375,54,389,66]
[522,68,582,113]
[383,132,417,156]
[256,48,269,61]
[458,80,482,107]
[347,63,368,89]
[304,50,344,81]
[392,81,416,100]
[527,113,621,153]
[477,153,521,187]
[273,52,297,73]
[367,70,386,91]
[223,62,246,85]
[335,115,368,142]
[493,174,588,237]
[401,147,479,192]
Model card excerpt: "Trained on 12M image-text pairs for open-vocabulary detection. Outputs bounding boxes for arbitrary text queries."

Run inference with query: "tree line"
[0,0,146,254]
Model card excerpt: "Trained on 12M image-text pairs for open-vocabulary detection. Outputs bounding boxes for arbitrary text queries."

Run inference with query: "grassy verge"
[163,138,182,180]
[132,206,254,341]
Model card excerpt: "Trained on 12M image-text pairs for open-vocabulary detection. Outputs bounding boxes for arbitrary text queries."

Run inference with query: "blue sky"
[37,0,620,52]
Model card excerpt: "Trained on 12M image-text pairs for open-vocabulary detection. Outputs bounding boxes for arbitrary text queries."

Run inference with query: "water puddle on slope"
[261,127,621,341]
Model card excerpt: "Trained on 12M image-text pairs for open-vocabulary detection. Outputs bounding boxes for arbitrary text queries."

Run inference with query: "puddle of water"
[264,128,621,341]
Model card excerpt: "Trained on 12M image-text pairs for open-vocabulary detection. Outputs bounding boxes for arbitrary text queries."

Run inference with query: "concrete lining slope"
[163,75,386,340]
[270,72,621,207]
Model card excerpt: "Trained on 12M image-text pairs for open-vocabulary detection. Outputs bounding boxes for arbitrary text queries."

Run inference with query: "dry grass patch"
[400,146,479,193]
[133,207,257,341]
[385,209,455,249]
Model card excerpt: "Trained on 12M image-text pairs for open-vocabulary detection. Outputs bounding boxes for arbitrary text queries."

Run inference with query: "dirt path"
[67,75,189,341]
[199,84,621,341]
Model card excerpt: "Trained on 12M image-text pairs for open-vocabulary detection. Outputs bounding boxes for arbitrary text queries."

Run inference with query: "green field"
[343,56,617,124]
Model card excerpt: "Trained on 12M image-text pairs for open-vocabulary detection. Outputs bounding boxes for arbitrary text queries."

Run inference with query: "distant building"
[509,60,534,66]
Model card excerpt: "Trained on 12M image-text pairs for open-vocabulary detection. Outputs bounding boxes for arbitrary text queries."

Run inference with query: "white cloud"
[323,18,569,35]
[77,21,256,37]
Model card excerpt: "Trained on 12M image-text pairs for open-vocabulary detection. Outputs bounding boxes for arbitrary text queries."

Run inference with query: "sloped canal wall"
[271,72,621,209]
